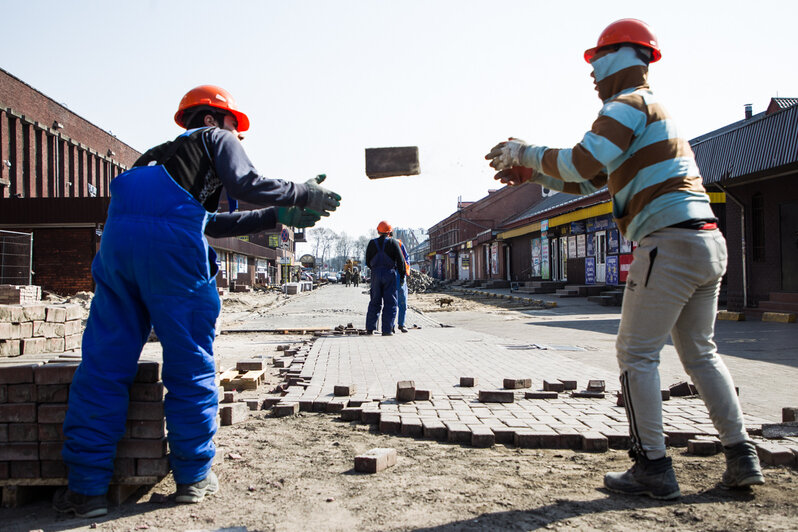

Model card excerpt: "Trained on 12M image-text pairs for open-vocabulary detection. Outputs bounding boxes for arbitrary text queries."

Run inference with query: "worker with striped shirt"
[486,19,763,499]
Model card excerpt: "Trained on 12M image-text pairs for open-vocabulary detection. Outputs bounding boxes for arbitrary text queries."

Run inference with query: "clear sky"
[2,1,795,250]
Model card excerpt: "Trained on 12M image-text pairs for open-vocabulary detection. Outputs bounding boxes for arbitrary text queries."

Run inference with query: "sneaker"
[604,455,681,500]
[366,330,376,335]
[722,440,765,488]
[399,325,408,333]
[175,471,219,504]
[52,487,108,518]
[381,332,393,336]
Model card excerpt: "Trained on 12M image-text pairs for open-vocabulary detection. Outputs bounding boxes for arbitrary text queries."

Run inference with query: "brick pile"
[0,285,42,305]
[0,360,169,484]
[0,303,83,358]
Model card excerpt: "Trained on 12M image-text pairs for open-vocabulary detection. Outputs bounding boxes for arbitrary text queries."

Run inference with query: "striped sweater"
[521,46,714,241]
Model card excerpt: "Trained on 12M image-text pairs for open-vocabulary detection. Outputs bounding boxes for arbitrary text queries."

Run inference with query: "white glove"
[484,138,528,171]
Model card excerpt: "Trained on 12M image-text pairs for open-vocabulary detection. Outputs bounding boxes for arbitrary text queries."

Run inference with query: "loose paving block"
[400,418,423,437]
[312,398,331,413]
[0,403,36,423]
[782,407,798,423]
[116,438,168,459]
[21,337,48,355]
[274,402,300,417]
[221,392,235,404]
[134,361,161,383]
[571,391,605,399]
[341,407,362,422]
[587,380,606,392]
[470,425,495,448]
[334,384,356,397]
[459,377,478,387]
[664,430,696,446]
[479,390,514,403]
[245,399,261,411]
[762,312,796,323]
[326,398,348,413]
[354,447,397,473]
[525,391,558,399]
[582,432,609,452]
[557,379,577,391]
[503,378,532,390]
[220,402,250,425]
[365,147,419,179]
[396,381,416,402]
[137,458,170,477]
[414,389,431,401]
[756,442,796,466]
[717,310,745,321]
[601,430,631,450]
[661,389,671,401]
[361,409,381,425]
[669,381,694,397]
[422,419,447,441]
[543,380,565,393]
[446,423,471,444]
[687,439,720,456]
[262,395,284,409]
[379,414,401,434]
[46,338,66,353]
[236,359,265,372]
[127,401,165,421]
[762,422,798,439]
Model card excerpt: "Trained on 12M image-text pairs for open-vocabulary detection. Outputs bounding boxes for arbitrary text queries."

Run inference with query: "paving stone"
[601,430,631,450]
[38,440,63,460]
[130,382,165,402]
[762,422,798,439]
[34,363,79,385]
[0,364,39,384]
[36,384,69,403]
[340,407,362,421]
[128,401,165,421]
[354,447,397,473]
[582,432,609,452]
[490,426,516,444]
[422,419,447,441]
[126,420,165,439]
[137,457,171,477]
[503,378,531,390]
[446,422,471,444]
[40,460,68,478]
[783,407,798,422]
[220,402,250,424]
[558,379,577,391]
[587,380,606,392]
[525,391,558,400]
[116,438,167,459]
[414,389,431,401]
[756,442,796,466]
[334,384,356,397]
[396,381,416,402]
[687,438,720,456]
[8,423,37,442]
[7,384,35,403]
[11,460,40,478]
[459,377,478,387]
[236,359,265,372]
[38,423,64,441]
[479,390,513,403]
[379,414,401,434]
[665,430,697,447]
[0,403,36,423]
[543,380,565,392]
[361,409,381,425]
[670,381,694,397]
[470,425,495,448]
[400,418,423,437]
[245,399,261,411]
[134,361,161,383]
[0,442,39,461]
[571,391,606,399]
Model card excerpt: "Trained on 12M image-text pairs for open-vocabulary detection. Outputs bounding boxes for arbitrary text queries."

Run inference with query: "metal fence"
[0,230,33,285]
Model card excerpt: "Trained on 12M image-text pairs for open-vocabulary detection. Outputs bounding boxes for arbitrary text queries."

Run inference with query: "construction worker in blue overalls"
[55,85,342,518]
[392,233,411,332]
[365,221,406,336]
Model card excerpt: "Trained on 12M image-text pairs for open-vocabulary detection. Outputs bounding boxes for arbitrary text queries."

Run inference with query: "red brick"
[400,418,423,437]
[8,423,37,442]
[396,381,416,402]
[326,398,348,413]
[470,425,495,448]
[334,384,356,397]
[361,409,381,425]
[379,414,401,434]
[478,390,514,403]
[490,426,516,444]
[414,389,431,401]
[756,442,796,466]
[582,432,609,452]
[36,384,70,403]
[127,401,165,421]
[40,460,68,478]
[354,447,397,473]
[0,363,39,384]
[687,439,720,456]
[134,361,161,383]
[446,422,471,444]
[503,378,532,389]
[421,419,447,441]
[10,460,40,478]
[130,382,164,402]
[459,377,478,387]
[525,391,558,399]
[236,359,265,372]
[220,402,250,424]
[312,398,331,412]
[38,423,65,441]
[136,457,170,477]
[34,362,79,385]
[558,379,577,391]
[126,420,166,439]
[39,441,63,460]
[7,383,35,403]
[0,442,38,461]
[116,438,167,459]
[601,430,631,450]
[22,337,48,355]
[0,403,36,422]
[37,403,68,423]
[543,380,565,392]
[340,407,362,421]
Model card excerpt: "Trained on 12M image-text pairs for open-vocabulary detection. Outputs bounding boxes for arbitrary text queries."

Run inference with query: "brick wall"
[14,227,97,295]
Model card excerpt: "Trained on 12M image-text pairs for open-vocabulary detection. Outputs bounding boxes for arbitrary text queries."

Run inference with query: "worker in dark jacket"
[56,85,341,518]
[365,221,406,336]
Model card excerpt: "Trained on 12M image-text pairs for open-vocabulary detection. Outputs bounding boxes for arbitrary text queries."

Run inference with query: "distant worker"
[485,19,763,499]
[365,221,406,336]
[56,85,341,518]
[392,231,411,333]
[353,267,361,287]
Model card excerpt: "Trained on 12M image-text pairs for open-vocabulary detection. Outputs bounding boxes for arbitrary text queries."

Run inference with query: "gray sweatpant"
[616,227,748,460]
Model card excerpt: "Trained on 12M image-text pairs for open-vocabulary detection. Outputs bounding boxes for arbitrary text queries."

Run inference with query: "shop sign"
[586,233,595,256]
[268,234,279,248]
[570,220,585,233]
[608,229,620,254]
[541,237,550,280]
[531,238,542,277]
[606,255,619,285]
[576,234,586,258]
[568,236,577,258]
[619,254,634,282]
[585,257,596,284]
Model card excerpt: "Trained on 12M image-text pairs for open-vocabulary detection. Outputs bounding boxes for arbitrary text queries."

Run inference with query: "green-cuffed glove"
[276,207,322,228]
[304,174,341,216]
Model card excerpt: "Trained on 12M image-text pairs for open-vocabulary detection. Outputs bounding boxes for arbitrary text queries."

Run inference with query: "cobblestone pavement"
[238,284,790,450]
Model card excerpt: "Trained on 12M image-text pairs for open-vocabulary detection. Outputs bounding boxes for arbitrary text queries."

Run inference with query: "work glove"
[494,167,537,186]
[276,207,321,228]
[304,174,341,216]
[484,138,529,171]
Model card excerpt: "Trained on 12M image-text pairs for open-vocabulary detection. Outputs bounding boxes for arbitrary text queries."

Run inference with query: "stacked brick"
[0,285,42,305]
[0,360,169,483]
[0,303,83,358]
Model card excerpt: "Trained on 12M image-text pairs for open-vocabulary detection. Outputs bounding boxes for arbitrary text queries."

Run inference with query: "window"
[751,193,765,262]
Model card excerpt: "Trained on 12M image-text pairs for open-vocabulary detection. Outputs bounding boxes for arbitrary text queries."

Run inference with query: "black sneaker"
[53,487,108,518]
[604,455,681,500]
[382,332,393,336]
[399,325,408,333]
[722,440,765,488]
[175,471,219,503]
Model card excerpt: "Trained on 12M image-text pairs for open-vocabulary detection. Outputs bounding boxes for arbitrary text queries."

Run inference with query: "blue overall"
[62,164,221,495]
[396,274,408,327]
[365,238,398,334]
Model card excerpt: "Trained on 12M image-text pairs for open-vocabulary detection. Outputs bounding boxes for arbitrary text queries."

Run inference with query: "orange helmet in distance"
[377,221,392,234]
[584,18,661,64]
[174,85,251,132]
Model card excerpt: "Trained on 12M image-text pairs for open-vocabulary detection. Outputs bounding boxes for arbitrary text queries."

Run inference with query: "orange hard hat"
[174,85,251,132]
[584,19,661,64]
[377,221,392,234]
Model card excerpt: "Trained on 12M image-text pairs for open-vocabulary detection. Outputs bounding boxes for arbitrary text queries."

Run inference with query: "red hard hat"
[174,85,250,132]
[584,19,661,64]
[377,221,392,234]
